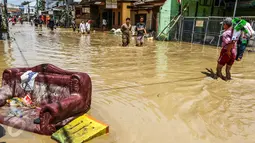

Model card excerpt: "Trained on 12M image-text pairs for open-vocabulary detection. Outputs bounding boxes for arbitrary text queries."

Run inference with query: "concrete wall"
[158,0,171,34]
[112,4,122,27]
[23,6,36,15]
[122,2,131,23]
[182,0,225,17]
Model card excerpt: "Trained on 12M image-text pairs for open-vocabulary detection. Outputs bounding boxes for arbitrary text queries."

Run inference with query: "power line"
[10,32,30,67]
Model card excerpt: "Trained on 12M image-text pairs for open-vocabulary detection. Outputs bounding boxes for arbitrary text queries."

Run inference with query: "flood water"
[0,24,255,143]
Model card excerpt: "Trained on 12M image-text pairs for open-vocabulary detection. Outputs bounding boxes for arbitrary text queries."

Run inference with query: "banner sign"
[196,20,204,27]
[106,0,117,9]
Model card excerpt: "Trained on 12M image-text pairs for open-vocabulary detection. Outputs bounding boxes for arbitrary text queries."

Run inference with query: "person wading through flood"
[86,20,91,34]
[121,18,132,47]
[216,17,237,81]
[136,17,147,46]
[48,16,55,32]
[102,19,107,31]
[236,31,249,61]
[80,21,86,34]
[72,19,76,32]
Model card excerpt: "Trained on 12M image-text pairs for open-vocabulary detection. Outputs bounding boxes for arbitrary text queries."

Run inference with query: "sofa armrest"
[1,68,31,103]
[0,85,13,106]
[39,95,88,124]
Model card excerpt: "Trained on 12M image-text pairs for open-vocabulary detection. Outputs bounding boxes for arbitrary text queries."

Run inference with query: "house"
[23,1,36,15]
[6,3,21,16]
[73,0,134,29]
[131,0,166,35]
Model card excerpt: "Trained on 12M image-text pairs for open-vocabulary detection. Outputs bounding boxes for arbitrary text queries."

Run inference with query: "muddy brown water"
[0,24,255,143]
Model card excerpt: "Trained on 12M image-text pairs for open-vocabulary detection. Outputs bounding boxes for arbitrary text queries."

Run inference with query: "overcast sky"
[7,0,33,5]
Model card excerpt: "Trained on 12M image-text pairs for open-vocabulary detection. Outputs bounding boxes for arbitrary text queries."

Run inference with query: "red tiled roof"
[8,8,20,12]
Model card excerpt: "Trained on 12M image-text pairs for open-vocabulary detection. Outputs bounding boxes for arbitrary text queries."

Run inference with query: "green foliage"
[1,8,7,31]
[21,1,30,5]
[38,0,46,11]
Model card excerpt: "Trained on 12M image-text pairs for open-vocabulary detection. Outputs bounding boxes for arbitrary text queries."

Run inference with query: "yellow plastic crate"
[51,114,109,143]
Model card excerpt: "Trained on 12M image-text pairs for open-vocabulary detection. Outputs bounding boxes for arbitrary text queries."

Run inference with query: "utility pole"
[233,0,238,18]
[28,3,30,22]
[4,0,9,38]
[65,0,69,28]
[36,0,39,17]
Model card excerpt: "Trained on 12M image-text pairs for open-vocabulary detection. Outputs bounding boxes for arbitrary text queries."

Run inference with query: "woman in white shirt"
[80,21,86,34]
[85,20,91,34]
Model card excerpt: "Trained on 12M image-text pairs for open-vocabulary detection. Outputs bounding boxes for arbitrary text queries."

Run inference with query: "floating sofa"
[0,64,92,135]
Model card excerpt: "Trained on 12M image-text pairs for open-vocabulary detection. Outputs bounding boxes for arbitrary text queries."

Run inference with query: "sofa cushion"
[15,81,71,105]
[0,106,41,133]
[0,105,77,134]
[14,72,73,105]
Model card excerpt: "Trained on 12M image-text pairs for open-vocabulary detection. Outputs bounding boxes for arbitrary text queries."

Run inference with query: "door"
[102,10,112,28]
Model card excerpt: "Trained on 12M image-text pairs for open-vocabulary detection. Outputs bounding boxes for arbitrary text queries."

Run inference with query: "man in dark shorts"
[48,16,55,31]
[121,18,132,46]
[216,17,237,80]
[136,17,147,46]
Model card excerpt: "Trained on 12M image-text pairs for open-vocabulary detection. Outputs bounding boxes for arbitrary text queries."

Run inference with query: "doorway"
[102,10,112,29]
[135,14,147,24]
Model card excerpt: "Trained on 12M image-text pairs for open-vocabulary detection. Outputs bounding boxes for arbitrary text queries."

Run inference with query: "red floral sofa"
[0,64,92,135]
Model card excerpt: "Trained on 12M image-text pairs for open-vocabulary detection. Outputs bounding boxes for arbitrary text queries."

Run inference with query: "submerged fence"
[169,16,255,48]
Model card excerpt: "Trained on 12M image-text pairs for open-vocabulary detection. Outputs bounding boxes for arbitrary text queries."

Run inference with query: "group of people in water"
[22,15,255,81]
[30,16,55,32]
[70,17,147,47]
[120,17,147,47]
[108,16,255,81]
[120,16,254,81]
[74,20,91,34]
[9,16,23,25]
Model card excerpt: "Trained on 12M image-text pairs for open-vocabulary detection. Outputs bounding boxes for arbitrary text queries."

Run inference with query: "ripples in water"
[0,24,254,143]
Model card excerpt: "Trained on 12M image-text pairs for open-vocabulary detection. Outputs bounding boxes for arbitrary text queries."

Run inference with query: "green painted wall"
[233,8,255,16]
[158,0,171,35]
[182,0,225,17]
[171,0,179,17]
[158,0,180,37]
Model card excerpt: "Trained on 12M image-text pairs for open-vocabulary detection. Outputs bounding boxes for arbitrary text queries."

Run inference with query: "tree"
[21,1,30,5]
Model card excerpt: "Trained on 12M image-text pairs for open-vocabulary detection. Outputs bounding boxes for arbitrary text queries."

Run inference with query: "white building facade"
[23,1,36,15]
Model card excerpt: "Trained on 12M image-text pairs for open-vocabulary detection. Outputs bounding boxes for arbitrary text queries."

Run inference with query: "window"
[118,12,120,25]
[214,0,224,7]
[199,0,211,6]
[215,0,220,6]
[76,9,81,15]
[82,7,90,13]
[113,12,115,25]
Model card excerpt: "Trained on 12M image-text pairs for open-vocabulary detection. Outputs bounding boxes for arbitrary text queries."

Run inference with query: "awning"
[52,8,64,11]
[133,0,166,6]
[7,8,20,13]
